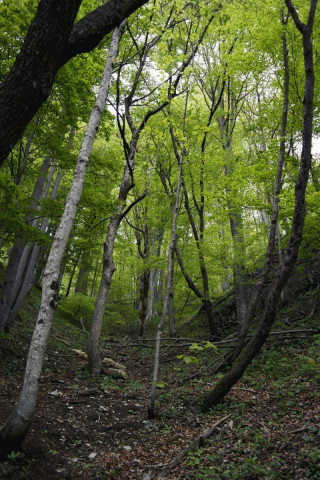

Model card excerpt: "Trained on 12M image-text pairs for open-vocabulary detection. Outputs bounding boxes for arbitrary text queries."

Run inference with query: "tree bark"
[0,22,125,443]
[0,157,52,331]
[7,171,63,328]
[146,228,164,321]
[168,256,176,337]
[74,253,91,295]
[217,113,249,334]
[0,0,149,167]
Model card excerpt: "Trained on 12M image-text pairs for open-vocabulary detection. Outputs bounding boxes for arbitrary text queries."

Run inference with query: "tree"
[0,21,125,443]
[0,0,150,167]
[196,0,318,411]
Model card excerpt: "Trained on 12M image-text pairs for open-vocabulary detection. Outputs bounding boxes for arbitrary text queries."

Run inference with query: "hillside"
[1,277,320,479]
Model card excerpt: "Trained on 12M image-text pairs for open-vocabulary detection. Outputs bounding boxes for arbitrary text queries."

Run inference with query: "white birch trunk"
[0,22,126,442]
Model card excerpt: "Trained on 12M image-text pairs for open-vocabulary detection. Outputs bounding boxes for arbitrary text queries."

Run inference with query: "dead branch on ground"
[145,414,231,479]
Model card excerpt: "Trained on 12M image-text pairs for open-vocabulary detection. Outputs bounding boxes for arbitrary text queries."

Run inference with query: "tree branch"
[119,192,147,221]
[61,0,150,65]
[284,0,304,33]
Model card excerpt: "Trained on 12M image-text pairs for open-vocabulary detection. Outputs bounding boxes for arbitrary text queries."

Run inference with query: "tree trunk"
[217,114,249,332]
[87,130,138,374]
[148,161,183,418]
[168,257,176,337]
[87,217,120,374]
[6,171,62,327]
[231,9,290,361]
[0,0,149,167]
[148,88,188,419]
[74,254,91,295]
[198,0,317,411]
[146,228,164,320]
[65,255,80,298]
[90,221,105,298]
[0,157,52,331]
[0,22,125,443]
[138,269,150,339]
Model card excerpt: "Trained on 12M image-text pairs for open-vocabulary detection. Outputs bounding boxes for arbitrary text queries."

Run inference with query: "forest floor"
[1,288,320,479]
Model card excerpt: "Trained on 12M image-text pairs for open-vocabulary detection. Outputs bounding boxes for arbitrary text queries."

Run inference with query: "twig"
[180,352,229,383]
[231,387,257,394]
[146,414,231,479]
[288,425,312,434]
[56,337,70,346]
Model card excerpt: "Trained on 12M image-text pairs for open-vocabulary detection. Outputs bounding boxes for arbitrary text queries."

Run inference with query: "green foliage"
[177,355,199,365]
[57,294,95,330]
[178,342,219,366]
[0,172,25,242]
[0,0,37,79]
[101,376,120,391]
[6,451,21,461]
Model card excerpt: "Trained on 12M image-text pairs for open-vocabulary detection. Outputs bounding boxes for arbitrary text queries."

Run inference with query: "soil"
[1,295,320,479]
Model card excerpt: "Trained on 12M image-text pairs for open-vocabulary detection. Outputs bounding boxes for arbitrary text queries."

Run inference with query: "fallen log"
[72,349,127,378]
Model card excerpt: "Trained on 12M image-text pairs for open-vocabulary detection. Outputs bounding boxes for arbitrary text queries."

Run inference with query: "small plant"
[101,376,119,391]
[48,449,58,455]
[178,341,219,366]
[305,447,320,478]
[7,451,21,461]
[188,447,203,467]
[161,424,172,434]
[127,380,145,392]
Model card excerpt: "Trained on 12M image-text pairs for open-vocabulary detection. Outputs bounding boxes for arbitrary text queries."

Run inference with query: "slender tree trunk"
[6,171,62,327]
[198,0,317,410]
[90,221,105,298]
[65,255,80,298]
[231,10,290,361]
[14,120,37,185]
[0,157,52,331]
[87,131,138,374]
[146,268,158,320]
[148,88,188,419]
[218,114,249,332]
[168,257,176,337]
[0,23,125,443]
[138,269,150,339]
[148,160,183,418]
[181,181,218,339]
[146,228,164,320]
[74,256,90,295]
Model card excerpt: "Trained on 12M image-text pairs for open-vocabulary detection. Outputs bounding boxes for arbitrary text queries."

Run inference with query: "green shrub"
[57,294,95,329]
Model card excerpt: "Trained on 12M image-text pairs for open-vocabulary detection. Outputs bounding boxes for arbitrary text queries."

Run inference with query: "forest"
[0,0,320,478]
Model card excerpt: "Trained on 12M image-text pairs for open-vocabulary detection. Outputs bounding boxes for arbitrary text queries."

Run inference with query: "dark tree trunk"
[230,8,290,361]
[74,256,90,295]
[138,269,150,339]
[0,0,81,165]
[168,257,176,337]
[198,0,317,411]
[0,0,149,166]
